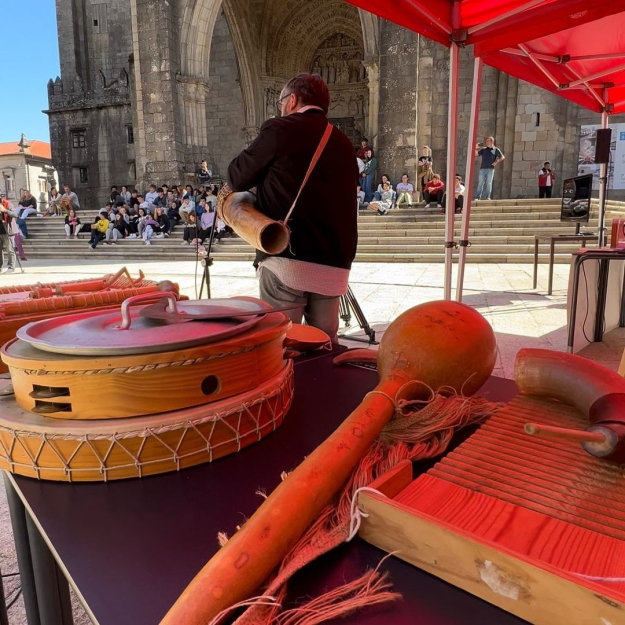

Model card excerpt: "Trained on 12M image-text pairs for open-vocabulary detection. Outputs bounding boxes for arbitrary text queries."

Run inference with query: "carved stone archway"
[179,0,264,157]
[260,0,378,145]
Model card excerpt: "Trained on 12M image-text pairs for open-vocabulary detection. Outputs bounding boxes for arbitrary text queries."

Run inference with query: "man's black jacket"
[228,108,358,270]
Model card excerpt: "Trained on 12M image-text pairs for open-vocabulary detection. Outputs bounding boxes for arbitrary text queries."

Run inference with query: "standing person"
[0,197,17,272]
[423,174,445,209]
[538,162,555,198]
[356,138,372,161]
[396,174,414,207]
[475,136,505,200]
[361,149,377,204]
[197,160,212,186]
[228,72,358,341]
[417,146,433,200]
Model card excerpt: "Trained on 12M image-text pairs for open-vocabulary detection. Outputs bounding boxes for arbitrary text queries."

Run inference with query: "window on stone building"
[72,130,86,148]
[38,179,48,195]
[75,167,89,184]
[92,4,108,34]
[126,125,134,144]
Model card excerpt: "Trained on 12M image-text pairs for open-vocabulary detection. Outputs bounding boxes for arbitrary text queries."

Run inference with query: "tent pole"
[444,42,460,301]
[456,55,483,302]
[598,108,609,247]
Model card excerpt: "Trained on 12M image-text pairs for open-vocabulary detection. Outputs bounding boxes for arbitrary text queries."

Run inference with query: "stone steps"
[17,198,605,264]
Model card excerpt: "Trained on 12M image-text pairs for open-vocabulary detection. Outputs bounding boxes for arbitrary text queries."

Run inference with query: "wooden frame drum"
[0,360,293,482]
[1,313,290,420]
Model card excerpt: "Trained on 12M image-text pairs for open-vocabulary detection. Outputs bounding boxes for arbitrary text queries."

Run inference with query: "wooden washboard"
[358,394,625,625]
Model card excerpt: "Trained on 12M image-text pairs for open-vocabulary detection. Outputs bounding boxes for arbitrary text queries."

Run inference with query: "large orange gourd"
[161,300,497,625]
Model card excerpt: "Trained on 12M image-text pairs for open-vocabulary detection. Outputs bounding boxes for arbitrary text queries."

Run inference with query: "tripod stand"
[198,219,217,299]
[339,286,378,344]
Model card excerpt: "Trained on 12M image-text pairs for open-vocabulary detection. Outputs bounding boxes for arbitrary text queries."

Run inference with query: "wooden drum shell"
[0,359,293,482]
[1,313,290,420]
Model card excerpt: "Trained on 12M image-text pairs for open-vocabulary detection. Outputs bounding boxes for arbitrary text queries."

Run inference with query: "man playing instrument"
[227,73,358,342]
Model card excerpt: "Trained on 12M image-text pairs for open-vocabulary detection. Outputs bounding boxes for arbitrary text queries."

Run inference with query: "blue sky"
[0,1,60,144]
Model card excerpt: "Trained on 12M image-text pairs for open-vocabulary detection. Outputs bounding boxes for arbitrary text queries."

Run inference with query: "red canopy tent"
[344,0,625,299]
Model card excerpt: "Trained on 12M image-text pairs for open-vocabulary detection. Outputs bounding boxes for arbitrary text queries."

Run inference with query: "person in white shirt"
[454,176,465,213]
[356,184,365,210]
[369,181,395,215]
[178,197,194,224]
[145,185,159,205]
[396,174,414,207]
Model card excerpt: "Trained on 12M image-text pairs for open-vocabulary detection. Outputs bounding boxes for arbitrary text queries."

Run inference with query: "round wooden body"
[0,360,293,481]
[1,312,290,420]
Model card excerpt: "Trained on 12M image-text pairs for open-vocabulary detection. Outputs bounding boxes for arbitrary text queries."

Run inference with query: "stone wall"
[376,21,419,183]
[205,11,246,177]
[48,104,135,210]
[50,2,625,205]
[49,0,136,209]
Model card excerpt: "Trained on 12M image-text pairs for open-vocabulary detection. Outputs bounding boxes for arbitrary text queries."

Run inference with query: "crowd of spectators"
[356,140,466,216]
[13,162,235,252]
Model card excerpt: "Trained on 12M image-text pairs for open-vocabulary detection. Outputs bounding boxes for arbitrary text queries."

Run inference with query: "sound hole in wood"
[201,375,220,396]
[33,401,72,415]
[29,385,70,399]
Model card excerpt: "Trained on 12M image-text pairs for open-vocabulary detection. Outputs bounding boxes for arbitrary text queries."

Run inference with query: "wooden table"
[3,351,520,625]
[533,234,598,295]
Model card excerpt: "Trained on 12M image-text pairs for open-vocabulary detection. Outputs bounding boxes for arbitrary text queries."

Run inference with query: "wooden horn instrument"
[217,183,290,255]
[516,348,625,462]
[160,301,497,625]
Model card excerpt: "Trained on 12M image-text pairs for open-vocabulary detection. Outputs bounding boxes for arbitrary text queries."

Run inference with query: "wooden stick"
[524,423,607,444]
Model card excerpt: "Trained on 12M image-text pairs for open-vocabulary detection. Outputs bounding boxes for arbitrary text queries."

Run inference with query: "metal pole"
[444,42,460,301]
[598,109,609,247]
[456,56,483,302]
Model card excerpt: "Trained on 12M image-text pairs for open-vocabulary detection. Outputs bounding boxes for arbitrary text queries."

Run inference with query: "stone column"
[376,21,419,181]
[363,60,380,145]
[178,75,210,166]
[130,0,185,188]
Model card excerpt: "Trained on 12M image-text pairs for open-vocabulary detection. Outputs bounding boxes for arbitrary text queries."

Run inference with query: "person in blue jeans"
[475,136,504,200]
[361,149,377,203]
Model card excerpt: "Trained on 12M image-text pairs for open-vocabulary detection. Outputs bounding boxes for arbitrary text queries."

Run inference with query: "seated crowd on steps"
[2,164,236,257]
[356,143,466,216]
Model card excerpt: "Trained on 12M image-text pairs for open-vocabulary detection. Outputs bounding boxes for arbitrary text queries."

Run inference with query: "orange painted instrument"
[0,295,293,481]
[217,183,290,255]
[357,348,625,625]
[160,300,497,625]
[0,270,179,374]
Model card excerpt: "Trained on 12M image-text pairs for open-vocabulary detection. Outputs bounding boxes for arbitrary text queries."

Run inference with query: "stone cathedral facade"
[47,0,612,208]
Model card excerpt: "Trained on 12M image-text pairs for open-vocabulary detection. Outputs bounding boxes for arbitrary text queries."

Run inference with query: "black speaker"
[595,128,612,164]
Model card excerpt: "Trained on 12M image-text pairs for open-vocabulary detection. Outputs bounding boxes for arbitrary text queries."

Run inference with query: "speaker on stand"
[595,128,612,247]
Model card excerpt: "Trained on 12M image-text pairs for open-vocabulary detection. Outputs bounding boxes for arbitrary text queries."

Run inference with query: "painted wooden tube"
[160,301,497,625]
[515,348,625,462]
[217,184,290,255]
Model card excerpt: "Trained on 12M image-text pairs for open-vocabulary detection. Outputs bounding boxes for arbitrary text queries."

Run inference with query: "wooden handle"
[524,422,607,444]
[160,377,405,625]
